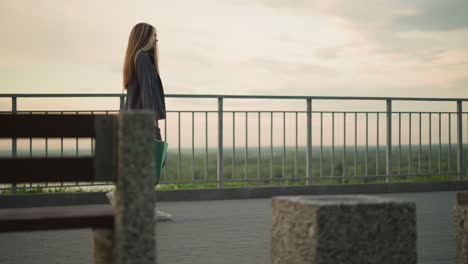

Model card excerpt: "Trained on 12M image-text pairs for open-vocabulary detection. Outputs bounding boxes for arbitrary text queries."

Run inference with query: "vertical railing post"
[306,98,312,184]
[12,96,17,194]
[386,100,392,183]
[457,101,463,180]
[218,97,224,188]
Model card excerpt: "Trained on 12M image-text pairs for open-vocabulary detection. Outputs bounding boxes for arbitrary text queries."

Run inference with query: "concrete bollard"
[92,111,156,264]
[271,195,417,264]
[93,228,115,264]
[454,192,468,264]
[114,111,156,264]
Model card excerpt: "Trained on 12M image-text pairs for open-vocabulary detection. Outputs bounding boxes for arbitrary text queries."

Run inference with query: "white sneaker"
[106,190,115,207]
[154,209,173,221]
[108,190,172,221]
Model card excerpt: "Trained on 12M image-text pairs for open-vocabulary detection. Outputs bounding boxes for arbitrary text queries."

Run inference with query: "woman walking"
[107,22,172,221]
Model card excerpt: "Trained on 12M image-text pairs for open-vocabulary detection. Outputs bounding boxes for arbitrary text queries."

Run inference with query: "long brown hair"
[123,23,159,89]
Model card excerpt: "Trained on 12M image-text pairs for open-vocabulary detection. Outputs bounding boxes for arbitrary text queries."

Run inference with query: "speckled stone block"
[93,228,115,264]
[114,111,156,264]
[271,195,417,264]
[455,205,468,264]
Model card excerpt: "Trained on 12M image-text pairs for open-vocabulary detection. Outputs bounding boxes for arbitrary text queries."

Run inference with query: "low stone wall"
[2,180,468,208]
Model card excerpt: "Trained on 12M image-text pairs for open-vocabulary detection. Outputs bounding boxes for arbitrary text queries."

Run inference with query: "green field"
[1,144,467,194]
[158,144,466,185]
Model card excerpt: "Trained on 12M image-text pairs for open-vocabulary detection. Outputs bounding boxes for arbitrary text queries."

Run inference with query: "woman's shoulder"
[135,50,151,65]
[137,49,150,57]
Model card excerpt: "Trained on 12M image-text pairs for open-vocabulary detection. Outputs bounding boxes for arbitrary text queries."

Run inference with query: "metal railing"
[1,93,467,191]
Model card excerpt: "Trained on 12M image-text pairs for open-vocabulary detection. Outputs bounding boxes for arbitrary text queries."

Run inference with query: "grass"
[1,144,466,194]
[0,173,460,194]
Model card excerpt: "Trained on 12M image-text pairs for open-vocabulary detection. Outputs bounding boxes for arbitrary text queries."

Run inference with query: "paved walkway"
[0,191,458,264]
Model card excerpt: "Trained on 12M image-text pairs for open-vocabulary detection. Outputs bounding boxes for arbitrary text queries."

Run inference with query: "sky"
[1,0,468,148]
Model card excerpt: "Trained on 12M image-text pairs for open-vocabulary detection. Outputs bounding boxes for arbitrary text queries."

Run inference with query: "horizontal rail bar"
[1,93,468,101]
[3,110,465,115]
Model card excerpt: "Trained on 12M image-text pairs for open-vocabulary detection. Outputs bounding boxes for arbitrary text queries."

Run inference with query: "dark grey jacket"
[124,50,166,120]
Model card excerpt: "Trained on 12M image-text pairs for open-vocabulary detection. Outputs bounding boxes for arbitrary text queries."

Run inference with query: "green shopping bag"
[153,140,168,185]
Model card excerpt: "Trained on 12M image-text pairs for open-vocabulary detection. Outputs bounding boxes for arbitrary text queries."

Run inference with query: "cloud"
[314,46,342,60]
[1,0,467,108]
[242,57,337,76]
[0,0,160,65]
[392,8,421,16]
[450,77,468,94]
[232,0,468,59]
[391,0,468,31]
[237,0,468,31]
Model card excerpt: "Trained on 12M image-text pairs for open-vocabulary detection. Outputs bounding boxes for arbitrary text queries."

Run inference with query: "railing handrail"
[1,93,468,101]
[1,92,466,191]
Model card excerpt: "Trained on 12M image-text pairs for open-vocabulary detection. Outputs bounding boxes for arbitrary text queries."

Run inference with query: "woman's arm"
[135,51,159,121]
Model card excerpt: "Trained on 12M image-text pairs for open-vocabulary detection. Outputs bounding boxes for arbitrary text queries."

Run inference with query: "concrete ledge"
[1,180,468,209]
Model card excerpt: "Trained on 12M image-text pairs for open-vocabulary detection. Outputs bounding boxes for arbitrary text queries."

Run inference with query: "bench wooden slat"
[0,113,108,138]
[0,157,95,183]
[0,205,114,232]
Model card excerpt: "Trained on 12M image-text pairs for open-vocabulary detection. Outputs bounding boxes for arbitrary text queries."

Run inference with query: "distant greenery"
[158,144,467,184]
[0,144,466,194]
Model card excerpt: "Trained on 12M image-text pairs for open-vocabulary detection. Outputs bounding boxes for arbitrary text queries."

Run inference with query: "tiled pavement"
[0,191,458,264]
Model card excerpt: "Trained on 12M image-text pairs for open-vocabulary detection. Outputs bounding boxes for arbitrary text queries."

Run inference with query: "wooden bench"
[0,112,157,263]
[0,113,115,232]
